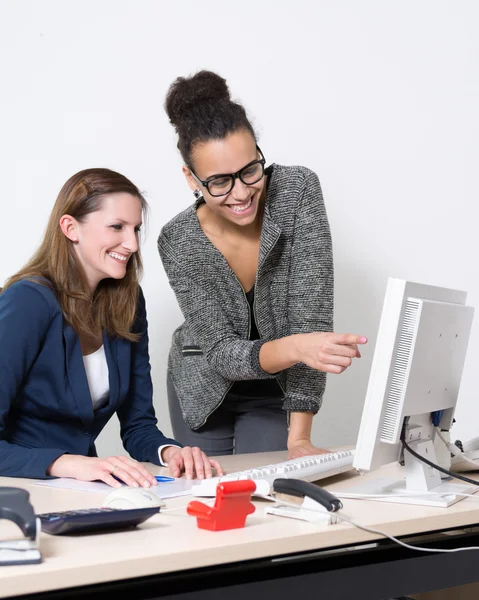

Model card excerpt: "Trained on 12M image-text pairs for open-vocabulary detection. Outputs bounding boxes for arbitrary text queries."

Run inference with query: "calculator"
[37,506,160,535]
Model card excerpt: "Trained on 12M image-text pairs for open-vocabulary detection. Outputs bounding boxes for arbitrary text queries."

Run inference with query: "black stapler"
[264,479,343,524]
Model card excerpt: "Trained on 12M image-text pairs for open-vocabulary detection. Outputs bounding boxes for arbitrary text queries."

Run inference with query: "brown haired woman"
[0,168,223,486]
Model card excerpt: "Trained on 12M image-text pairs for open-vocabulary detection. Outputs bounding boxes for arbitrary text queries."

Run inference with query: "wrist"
[286,334,303,364]
[259,336,299,373]
[161,446,179,464]
[287,411,314,449]
[287,436,312,450]
[46,454,69,477]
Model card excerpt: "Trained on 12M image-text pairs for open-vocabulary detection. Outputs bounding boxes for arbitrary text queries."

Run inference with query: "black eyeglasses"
[189,146,266,197]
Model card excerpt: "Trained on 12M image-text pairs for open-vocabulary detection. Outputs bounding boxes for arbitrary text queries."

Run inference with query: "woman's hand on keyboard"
[287,440,331,460]
[162,446,224,480]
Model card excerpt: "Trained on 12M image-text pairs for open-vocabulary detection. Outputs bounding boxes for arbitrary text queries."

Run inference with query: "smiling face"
[61,192,143,292]
[184,130,266,228]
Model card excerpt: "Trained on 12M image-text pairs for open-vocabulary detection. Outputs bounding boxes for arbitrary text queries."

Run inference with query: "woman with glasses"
[158,70,367,458]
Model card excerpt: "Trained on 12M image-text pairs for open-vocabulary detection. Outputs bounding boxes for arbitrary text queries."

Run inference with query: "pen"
[155,476,175,482]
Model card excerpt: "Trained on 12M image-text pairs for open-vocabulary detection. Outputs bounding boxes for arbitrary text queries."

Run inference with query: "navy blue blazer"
[0,279,178,479]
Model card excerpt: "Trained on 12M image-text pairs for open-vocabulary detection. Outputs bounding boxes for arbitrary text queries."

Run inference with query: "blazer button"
[83,430,89,436]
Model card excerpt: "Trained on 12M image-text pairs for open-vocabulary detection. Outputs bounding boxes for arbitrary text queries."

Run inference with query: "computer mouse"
[102,487,166,510]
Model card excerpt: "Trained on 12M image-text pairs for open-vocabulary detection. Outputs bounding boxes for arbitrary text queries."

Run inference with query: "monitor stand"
[338,439,478,508]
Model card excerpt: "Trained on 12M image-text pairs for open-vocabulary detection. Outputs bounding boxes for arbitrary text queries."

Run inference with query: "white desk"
[1,451,479,600]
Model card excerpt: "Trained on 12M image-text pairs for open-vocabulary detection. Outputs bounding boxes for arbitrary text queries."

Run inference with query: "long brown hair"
[3,168,147,341]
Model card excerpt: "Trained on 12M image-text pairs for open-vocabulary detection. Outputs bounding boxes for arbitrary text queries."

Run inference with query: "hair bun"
[165,70,231,127]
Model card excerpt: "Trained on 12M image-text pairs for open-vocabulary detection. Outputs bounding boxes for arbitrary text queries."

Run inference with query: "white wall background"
[1,0,477,456]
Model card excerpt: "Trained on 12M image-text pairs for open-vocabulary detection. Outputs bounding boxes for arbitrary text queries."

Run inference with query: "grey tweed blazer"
[157,163,334,430]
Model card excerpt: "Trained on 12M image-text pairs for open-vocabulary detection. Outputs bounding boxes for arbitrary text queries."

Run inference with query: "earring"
[193,189,202,200]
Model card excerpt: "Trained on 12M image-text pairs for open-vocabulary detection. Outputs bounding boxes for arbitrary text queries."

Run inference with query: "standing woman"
[158,70,367,458]
[0,168,222,485]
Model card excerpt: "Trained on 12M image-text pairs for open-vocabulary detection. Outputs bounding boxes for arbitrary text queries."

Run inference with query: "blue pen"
[155,475,175,482]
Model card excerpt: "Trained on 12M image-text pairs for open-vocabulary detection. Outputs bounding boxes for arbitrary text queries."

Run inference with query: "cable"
[160,506,189,514]
[333,491,479,501]
[336,512,479,554]
[435,428,459,455]
[266,497,479,554]
[266,491,479,502]
[0,546,37,552]
[400,433,479,487]
[160,498,216,514]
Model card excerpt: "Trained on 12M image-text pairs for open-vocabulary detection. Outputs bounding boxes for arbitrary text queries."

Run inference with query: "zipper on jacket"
[252,296,286,394]
[243,286,252,341]
[196,279,250,430]
[198,219,283,428]
[196,379,234,429]
[253,294,287,432]
[252,232,286,395]
[230,269,252,341]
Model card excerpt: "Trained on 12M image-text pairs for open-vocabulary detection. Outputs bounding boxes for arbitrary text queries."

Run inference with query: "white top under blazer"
[82,345,177,465]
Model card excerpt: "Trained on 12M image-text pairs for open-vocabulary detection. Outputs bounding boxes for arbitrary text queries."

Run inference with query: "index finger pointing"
[337,334,368,345]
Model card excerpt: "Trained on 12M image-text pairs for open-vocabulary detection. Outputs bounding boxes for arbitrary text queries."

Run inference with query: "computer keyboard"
[191,449,356,497]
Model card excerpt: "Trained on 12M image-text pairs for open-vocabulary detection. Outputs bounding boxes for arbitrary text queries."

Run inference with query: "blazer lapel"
[63,325,94,428]
[259,205,282,270]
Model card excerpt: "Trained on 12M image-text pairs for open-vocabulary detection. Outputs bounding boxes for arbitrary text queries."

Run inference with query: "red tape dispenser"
[187,480,256,531]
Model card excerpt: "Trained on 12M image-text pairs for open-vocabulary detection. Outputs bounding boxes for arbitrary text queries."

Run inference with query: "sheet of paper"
[34,477,194,498]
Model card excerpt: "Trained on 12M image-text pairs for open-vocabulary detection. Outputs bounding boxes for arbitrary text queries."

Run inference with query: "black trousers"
[167,373,288,456]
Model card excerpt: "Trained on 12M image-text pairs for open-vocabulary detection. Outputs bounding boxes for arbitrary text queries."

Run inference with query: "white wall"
[1,0,477,456]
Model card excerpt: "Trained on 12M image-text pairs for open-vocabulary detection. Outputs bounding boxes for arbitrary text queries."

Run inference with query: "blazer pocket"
[181,345,204,357]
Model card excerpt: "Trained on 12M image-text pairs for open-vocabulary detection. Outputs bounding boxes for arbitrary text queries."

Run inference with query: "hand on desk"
[287,439,331,460]
[162,446,224,480]
[46,454,158,488]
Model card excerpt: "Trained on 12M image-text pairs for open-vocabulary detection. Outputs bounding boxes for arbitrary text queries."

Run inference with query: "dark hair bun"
[165,70,231,127]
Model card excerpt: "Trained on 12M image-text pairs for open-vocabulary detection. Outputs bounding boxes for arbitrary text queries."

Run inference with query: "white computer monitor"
[349,277,475,508]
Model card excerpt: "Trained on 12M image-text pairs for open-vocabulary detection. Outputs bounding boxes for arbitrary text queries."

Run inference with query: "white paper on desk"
[34,477,194,499]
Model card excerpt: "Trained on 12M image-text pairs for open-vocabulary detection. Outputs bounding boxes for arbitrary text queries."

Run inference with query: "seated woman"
[0,167,223,488]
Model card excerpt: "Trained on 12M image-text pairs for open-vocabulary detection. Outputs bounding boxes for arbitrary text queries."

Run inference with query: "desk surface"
[1,450,479,598]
